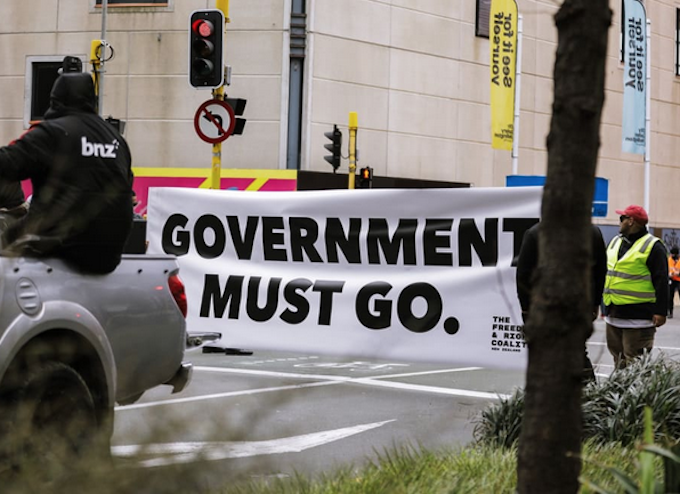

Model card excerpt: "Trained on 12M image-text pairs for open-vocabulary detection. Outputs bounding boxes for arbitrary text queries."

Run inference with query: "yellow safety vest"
[603,234,659,306]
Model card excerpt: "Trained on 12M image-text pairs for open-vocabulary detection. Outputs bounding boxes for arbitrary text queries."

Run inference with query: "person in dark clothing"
[0,72,133,274]
[0,181,29,235]
[516,221,607,383]
[603,205,668,369]
[0,181,25,211]
[0,181,28,218]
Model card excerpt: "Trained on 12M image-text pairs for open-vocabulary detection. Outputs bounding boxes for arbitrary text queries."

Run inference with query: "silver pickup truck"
[0,250,191,475]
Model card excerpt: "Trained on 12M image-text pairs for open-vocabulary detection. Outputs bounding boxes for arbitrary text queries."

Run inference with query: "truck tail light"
[168,274,188,318]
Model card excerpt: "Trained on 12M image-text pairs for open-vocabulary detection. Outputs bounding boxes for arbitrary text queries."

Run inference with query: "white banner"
[147,187,542,370]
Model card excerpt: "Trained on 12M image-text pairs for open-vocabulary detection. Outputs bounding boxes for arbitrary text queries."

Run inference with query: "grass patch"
[220,442,653,494]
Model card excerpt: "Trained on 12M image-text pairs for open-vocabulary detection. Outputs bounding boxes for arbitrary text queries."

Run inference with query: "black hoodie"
[0,73,133,274]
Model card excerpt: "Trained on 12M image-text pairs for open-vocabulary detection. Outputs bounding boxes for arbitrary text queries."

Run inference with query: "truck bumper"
[164,361,193,394]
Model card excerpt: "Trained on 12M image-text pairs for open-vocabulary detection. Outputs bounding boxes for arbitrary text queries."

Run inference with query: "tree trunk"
[517,1,611,493]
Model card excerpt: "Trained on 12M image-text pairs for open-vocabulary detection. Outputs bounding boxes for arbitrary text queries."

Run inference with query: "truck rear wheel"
[2,362,105,480]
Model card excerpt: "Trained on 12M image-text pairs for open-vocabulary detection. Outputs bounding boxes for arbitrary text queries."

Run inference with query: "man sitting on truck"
[0,72,133,274]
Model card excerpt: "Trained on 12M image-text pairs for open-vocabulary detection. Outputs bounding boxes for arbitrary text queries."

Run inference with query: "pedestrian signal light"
[324,125,342,172]
[189,10,225,89]
[224,97,247,135]
[358,167,373,189]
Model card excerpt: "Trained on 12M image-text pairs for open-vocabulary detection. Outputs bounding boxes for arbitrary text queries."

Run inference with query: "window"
[621,0,646,62]
[620,2,625,62]
[676,8,680,75]
[24,56,86,128]
[476,0,492,38]
[95,0,168,5]
[91,0,173,12]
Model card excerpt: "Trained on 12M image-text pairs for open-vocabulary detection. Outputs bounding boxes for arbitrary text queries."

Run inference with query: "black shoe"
[669,314,674,319]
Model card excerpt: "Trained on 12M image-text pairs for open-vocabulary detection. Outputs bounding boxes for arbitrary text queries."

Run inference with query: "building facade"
[2,0,680,230]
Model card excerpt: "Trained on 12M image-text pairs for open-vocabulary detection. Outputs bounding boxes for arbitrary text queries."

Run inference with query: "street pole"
[348,112,357,189]
[644,19,651,214]
[211,0,230,190]
[511,15,523,176]
[98,0,108,116]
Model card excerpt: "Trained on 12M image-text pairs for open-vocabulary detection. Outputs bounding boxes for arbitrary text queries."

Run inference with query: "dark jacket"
[0,180,25,211]
[516,222,607,315]
[0,73,133,274]
[604,228,669,320]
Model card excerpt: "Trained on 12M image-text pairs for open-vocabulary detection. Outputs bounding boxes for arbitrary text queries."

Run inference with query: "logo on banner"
[622,0,646,155]
[489,315,526,352]
[490,0,518,151]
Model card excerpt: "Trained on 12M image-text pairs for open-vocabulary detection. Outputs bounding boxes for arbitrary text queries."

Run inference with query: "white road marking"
[116,366,503,411]
[348,378,507,399]
[112,420,395,468]
[588,341,680,351]
[369,367,482,379]
[116,380,343,411]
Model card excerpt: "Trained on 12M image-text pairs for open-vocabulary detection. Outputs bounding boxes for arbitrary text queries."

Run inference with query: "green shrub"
[473,354,680,448]
[473,389,524,448]
[581,407,680,494]
[582,354,680,447]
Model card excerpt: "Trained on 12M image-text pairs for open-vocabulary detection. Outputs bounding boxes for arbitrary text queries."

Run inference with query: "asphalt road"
[110,316,680,489]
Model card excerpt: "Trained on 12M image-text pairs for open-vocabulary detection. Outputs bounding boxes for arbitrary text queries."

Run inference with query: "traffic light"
[358,167,373,189]
[224,97,247,135]
[189,10,225,89]
[324,125,342,172]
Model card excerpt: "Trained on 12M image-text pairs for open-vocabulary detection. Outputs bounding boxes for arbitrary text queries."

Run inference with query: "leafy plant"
[472,389,524,448]
[580,407,680,494]
[582,354,680,447]
[473,354,680,449]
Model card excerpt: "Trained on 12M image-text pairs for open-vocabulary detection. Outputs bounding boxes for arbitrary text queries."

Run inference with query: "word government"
[162,214,538,267]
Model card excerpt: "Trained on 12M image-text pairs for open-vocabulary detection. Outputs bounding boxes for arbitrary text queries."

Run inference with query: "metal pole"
[348,112,358,189]
[98,0,108,116]
[211,0,230,190]
[211,87,224,190]
[644,19,651,213]
[511,15,523,176]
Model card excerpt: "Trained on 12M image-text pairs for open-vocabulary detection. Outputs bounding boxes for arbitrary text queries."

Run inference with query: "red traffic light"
[189,9,225,89]
[362,168,370,179]
[192,19,214,37]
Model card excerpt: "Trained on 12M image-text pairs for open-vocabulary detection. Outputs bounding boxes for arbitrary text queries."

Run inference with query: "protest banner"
[147,186,542,369]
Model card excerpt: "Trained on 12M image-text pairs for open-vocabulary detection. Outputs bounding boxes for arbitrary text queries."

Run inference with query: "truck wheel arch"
[0,329,114,442]
[0,360,106,477]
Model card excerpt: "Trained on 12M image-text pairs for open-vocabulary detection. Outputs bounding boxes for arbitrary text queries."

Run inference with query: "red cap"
[615,205,648,225]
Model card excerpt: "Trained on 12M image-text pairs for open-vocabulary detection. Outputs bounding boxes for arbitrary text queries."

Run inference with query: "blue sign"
[506,175,608,217]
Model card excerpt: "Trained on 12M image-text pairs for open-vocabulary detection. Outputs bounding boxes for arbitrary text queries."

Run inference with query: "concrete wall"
[2,1,680,228]
[305,0,680,228]
[0,0,286,171]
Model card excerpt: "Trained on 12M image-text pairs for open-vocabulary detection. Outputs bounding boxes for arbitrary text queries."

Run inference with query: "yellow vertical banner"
[490,0,518,151]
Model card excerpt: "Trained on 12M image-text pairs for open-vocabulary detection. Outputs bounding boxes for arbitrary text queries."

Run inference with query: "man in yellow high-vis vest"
[603,205,668,369]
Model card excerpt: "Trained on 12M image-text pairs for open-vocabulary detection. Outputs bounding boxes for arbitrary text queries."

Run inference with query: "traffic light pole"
[348,112,358,189]
[210,0,230,190]
[210,85,224,190]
